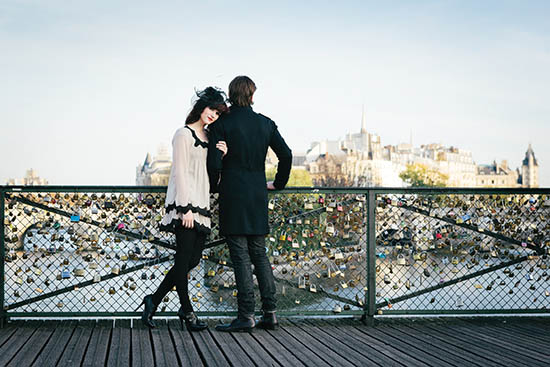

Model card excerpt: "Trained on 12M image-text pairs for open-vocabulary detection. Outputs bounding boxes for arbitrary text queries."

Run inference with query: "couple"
[139,76,293,332]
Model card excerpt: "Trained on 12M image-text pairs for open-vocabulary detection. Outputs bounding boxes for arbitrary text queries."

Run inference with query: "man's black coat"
[207,106,292,235]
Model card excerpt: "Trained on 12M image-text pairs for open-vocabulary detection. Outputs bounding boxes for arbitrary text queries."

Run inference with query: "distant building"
[414,144,477,187]
[302,109,539,188]
[266,147,307,170]
[474,145,539,188]
[6,169,48,185]
[476,160,519,187]
[136,145,171,186]
[520,144,539,188]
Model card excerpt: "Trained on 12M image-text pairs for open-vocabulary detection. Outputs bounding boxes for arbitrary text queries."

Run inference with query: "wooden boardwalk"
[0,316,548,366]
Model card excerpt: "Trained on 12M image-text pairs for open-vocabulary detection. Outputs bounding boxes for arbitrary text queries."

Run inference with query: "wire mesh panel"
[202,191,368,315]
[3,190,178,314]
[269,191,367,314]
[374,192,550,314]
[1,188,368,317]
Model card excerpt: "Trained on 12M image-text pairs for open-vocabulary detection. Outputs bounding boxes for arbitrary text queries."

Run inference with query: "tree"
[265,167,313,187]
[399,163,448,187]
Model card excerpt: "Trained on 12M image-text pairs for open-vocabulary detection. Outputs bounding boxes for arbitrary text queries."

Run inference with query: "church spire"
[360,105,366,133]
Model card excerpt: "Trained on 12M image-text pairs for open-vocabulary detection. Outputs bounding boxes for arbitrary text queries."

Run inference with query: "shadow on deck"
[0,316,549,366]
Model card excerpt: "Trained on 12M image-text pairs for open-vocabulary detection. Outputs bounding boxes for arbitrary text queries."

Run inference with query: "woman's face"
[200,107,221,125]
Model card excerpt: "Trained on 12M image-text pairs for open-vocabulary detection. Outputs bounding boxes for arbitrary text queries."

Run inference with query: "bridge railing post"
[1,187,6,328]
[363,189,376,326]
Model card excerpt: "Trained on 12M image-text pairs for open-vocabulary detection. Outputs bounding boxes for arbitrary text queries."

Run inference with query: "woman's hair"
[185,87,229,124]
[228,76,256,107]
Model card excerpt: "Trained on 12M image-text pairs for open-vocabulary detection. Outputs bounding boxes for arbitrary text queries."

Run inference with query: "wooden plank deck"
[0,317,548,367]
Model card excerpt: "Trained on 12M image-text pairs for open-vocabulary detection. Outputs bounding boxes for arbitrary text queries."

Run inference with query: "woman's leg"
[151,226,205,312]
[173,226,202,313]
[188,232,206,270]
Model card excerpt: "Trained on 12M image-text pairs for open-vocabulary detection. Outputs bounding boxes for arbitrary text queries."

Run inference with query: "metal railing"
[1,186,549,324]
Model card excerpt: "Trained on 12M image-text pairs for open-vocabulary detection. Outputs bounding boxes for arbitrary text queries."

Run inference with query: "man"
[207,76,292,332]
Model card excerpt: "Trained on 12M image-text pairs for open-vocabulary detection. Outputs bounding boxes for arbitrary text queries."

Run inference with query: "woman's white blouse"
[160,126,211,234]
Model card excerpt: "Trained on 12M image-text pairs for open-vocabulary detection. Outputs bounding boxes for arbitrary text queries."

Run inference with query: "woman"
[138,87,228,331]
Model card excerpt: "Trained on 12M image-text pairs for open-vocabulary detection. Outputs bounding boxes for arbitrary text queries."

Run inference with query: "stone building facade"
[476,160,519,187]
[135,145,171,186]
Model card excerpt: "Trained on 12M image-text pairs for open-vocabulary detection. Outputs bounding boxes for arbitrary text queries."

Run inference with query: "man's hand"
[216,141,228,157]
[181,210,194,228]
[266,181,276,190]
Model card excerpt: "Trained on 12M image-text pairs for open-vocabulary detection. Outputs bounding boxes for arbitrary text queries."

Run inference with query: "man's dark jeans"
[225,235,276,318]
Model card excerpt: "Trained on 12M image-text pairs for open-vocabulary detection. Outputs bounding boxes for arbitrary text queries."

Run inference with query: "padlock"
[73,268,85,277]
[396,254,406,266]
[61,268,71,279]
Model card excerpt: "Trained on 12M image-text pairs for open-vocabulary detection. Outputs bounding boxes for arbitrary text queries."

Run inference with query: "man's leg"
[226,235,255,319]
[247,235,276,311]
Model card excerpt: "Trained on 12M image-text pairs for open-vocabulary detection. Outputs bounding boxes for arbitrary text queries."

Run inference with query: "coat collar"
[230,105,253,111]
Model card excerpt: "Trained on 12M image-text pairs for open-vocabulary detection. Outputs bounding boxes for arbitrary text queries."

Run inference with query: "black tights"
[152,224,206,313]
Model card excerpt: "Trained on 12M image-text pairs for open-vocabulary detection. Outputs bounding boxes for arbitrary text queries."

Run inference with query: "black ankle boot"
[215,316,255,332]
[256,311,278,330]
[178,308,207,331]
[138,295,157,328]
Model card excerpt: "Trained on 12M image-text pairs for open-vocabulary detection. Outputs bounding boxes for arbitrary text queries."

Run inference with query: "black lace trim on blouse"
[165,203,211,218]
[159,218,211,235]
[184,125,208,148]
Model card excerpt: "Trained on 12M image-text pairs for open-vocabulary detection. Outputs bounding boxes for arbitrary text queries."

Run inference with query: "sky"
[1,0,549,186]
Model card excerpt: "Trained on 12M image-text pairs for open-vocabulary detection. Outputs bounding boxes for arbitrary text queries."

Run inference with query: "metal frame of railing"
[1,186,549,326]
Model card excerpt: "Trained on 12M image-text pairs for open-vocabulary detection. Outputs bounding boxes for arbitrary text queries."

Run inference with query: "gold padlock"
[73,268,85,277]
